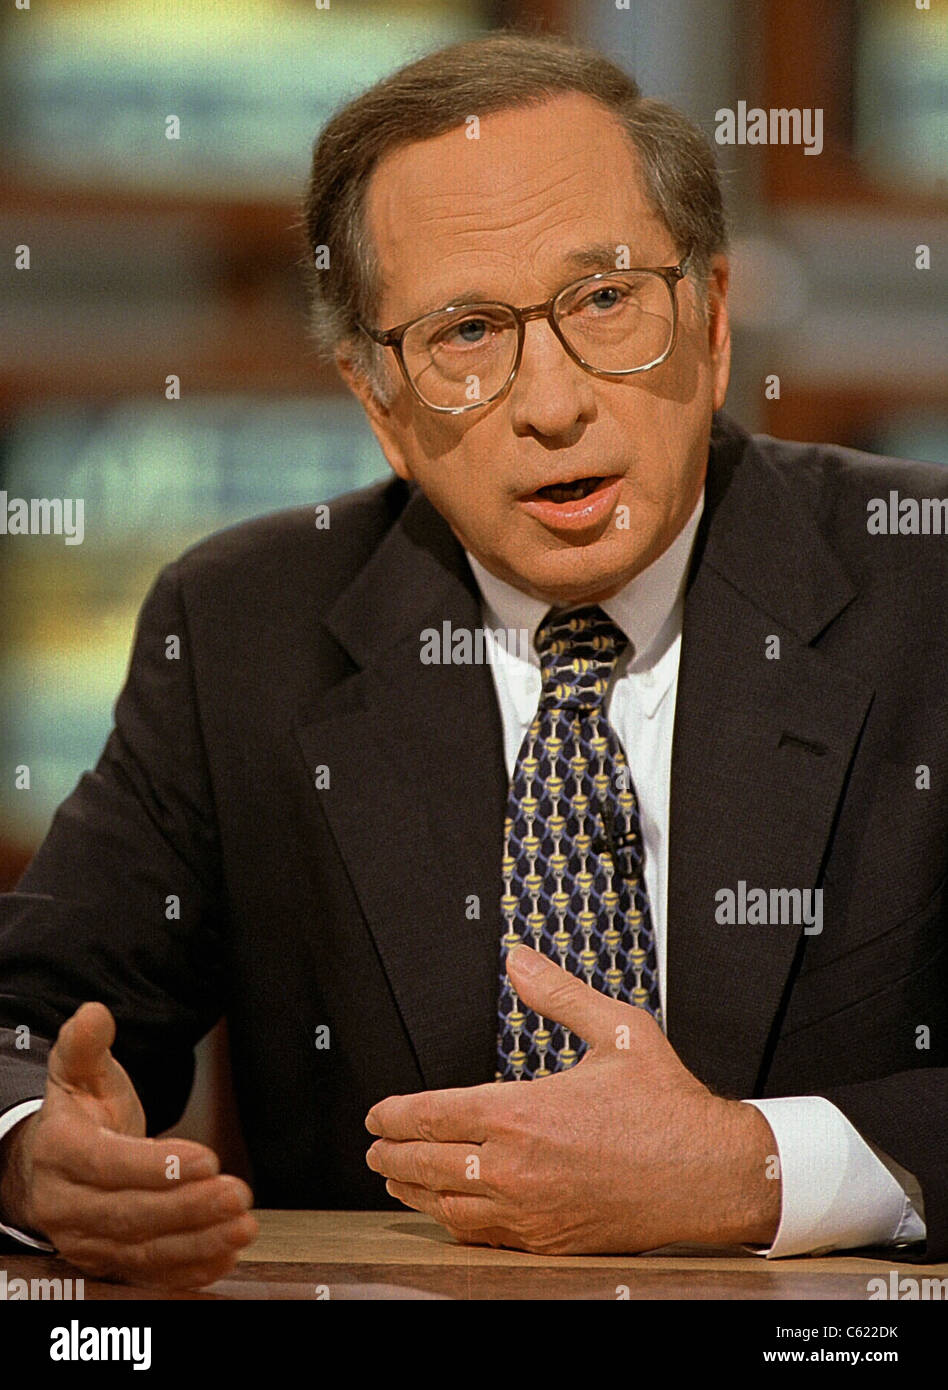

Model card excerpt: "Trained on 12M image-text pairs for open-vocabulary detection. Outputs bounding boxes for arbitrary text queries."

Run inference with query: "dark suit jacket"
[1,412,946,1256]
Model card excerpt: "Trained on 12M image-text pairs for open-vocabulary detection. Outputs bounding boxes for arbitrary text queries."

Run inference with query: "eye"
[432,314,505,351]
[575,281,633,314]
[589,286,622,310]
[453,317,489,344]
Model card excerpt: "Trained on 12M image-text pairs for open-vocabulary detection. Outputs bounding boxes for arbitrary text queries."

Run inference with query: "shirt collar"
[465,490,704,672]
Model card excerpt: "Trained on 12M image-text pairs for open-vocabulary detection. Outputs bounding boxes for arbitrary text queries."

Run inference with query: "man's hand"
[0,1002,257,1288]
[365,945,781,1255]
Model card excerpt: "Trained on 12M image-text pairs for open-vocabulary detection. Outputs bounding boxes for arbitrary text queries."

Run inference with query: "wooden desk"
[4,1210,945,1300]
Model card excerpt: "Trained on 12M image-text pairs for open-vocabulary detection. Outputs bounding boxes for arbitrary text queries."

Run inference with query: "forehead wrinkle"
[380,183,638,289]
[378,111,638,234]
[395,161,620,240]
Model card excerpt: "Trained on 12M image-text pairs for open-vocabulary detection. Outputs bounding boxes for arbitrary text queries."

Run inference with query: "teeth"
[541,477,602,503]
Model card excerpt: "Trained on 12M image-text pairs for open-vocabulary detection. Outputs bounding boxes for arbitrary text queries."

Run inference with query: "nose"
[505,316,596,442]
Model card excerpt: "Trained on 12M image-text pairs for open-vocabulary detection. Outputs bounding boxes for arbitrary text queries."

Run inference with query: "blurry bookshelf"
[753,0,948,449]
[855,0,948,193]
[0,0,498,870]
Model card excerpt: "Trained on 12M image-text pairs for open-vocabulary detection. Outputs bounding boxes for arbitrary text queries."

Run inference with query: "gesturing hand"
[0,1002,257,1288]
[366,945,779,1254]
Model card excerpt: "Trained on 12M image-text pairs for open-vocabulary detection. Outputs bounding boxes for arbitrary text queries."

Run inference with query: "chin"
[526,544,642,598]
[518,564,631,606]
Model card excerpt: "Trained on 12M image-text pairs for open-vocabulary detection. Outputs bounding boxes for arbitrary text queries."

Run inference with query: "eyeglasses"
[357,249,692,415]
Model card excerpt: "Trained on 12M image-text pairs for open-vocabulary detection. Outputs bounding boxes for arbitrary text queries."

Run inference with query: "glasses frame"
[357,249,693,415]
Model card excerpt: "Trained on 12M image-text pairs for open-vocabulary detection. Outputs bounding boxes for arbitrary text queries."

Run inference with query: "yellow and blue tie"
[497,605,662,1080]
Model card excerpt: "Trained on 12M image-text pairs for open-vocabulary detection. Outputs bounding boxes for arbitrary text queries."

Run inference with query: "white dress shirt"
[466,492,925,1257]
[0,492,926,1258]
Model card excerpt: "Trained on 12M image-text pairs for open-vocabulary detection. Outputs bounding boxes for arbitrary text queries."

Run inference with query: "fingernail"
[222,1177,252,1209]
[508,943,544,975]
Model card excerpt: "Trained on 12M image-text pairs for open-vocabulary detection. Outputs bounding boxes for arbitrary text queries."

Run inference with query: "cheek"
[407,450,511,552]
[616,428,686,506]
[411,426,506,509]
[432,459,493,514]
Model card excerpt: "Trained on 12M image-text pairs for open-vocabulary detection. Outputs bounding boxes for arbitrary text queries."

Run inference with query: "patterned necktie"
[497,605,662,1081]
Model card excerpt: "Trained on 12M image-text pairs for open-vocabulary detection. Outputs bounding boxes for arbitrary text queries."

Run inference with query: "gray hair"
[299,30,728,404]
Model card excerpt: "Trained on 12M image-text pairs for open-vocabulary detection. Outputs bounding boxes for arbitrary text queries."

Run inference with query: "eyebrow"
[411,243,644,318]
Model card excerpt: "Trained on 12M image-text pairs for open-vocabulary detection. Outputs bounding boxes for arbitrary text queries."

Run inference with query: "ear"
[705,254,731,412]
[335,347,414,482]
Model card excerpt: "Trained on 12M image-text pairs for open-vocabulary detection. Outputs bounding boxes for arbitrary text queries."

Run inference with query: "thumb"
[506,944,628,1051]
[49,1001,118,1097]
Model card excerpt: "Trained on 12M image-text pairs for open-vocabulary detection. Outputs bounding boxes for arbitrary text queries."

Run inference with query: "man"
[0,33,944,1289]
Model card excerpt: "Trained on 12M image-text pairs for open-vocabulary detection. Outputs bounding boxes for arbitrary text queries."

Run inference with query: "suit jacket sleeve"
[0,560,227,1134]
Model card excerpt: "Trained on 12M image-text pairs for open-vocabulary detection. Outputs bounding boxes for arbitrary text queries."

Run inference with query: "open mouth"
[531,476,607,504]
[518,473,622,532]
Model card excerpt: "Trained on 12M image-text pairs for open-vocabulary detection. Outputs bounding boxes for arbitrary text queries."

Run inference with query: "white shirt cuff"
[0,1098,55,1252]
[741,1095,926,1258]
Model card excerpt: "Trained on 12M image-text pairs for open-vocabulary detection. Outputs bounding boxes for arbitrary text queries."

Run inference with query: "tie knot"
[535,605,628,711]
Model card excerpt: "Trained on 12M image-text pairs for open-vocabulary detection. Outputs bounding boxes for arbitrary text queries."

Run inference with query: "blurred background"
[1,0,946,1173]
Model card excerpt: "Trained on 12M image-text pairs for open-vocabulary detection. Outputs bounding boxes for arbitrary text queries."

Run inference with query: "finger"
[41,1173,253,1245]
[445,1226,517,1250]
[133,1250,245,1292]
[58,1211,259,1288]
[367,1140,484,1193]
[140,1248,248,1292]
[384,1179,499,1233]
[40,1116,221,1190]
[48,1003,117,1096]
[505,944,636,1049]
[366,1083,497,1143]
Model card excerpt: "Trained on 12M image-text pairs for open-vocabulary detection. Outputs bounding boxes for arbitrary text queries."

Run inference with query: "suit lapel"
[294,487,508,1091]
[666,417,875,1095]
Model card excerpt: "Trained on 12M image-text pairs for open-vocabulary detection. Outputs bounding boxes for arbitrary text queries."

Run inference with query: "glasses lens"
[402,304,518,410]
[555,271,674,372]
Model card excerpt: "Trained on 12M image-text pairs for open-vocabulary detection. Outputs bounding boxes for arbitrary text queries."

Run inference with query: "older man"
[0,33,944,1288]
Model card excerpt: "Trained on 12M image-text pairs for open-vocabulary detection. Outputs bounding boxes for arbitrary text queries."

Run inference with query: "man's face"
[339,92,730,606]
